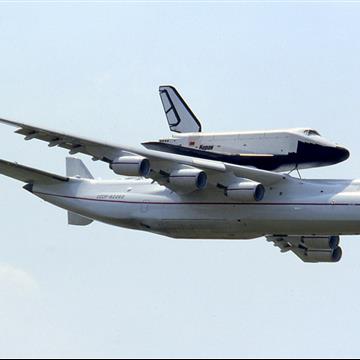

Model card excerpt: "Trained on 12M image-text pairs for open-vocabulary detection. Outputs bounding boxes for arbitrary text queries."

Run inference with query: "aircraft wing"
[0,117,131,162]
[0,117,290,187]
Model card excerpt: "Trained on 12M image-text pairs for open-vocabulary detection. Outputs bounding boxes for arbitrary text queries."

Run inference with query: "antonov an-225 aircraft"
[0,88,356,263]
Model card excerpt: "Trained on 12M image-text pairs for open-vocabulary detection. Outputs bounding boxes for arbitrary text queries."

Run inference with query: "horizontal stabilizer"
[0,159,68,184]
[68,211,93,226]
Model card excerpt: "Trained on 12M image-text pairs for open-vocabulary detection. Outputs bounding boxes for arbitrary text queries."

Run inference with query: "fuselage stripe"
[33,191,360,207]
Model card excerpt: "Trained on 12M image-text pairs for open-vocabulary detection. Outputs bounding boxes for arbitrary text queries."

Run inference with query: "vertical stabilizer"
[66,157,94,226]
[66,157,94,179]
[68,211,93,226]
[159,85,202,133]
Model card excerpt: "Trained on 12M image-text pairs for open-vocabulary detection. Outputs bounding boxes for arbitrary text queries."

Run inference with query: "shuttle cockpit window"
[304,129,321,137]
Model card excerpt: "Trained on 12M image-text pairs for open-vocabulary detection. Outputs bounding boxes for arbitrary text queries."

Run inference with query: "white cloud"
[0,264,39,297]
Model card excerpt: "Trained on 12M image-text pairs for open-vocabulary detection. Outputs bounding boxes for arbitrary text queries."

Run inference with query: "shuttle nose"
[297,141,350,168]
[335,146,350,163]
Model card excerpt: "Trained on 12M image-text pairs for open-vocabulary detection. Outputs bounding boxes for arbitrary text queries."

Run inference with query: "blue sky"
[0,1,360,358]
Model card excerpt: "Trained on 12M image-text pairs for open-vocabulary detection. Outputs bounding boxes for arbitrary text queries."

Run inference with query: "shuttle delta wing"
[0,117,290,189]
[159,86,202,133]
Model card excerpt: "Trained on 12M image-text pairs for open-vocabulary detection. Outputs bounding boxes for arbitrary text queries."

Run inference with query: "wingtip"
[23,183,34,193]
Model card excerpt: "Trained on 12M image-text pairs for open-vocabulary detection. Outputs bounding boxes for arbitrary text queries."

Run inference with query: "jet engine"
[301,235,340,250]
[110,156,151,177]
[305,247,343,263]
[267,235,343,263]
[225,181,265,202]
[301,236,342,263]
[168,168,208,193]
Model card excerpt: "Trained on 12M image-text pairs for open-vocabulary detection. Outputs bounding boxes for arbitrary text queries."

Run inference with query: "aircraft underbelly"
[144,220,360,240]
[138,204,360,239]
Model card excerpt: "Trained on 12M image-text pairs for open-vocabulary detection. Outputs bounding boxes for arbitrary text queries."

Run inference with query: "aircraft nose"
[335,146,350,163]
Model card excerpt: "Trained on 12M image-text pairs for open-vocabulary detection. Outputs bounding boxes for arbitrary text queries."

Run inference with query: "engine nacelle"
[168,169,208,193]
[301,236,340,250]
[306,247,343,263]
[110,156,150,177]
[225,181,265,202]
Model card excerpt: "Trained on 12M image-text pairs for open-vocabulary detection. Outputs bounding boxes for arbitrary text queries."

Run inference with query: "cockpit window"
[304,129,321,137]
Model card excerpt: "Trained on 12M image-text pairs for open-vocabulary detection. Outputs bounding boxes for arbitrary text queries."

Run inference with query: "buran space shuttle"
[143,86,349,172]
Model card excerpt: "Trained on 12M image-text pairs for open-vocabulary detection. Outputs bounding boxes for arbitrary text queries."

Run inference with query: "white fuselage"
[144,128,350,172]
[31,176,360,240]
[161,129,303,155]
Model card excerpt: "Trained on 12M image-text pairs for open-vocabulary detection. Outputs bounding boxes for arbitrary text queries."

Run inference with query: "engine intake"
[225,181,265,202]
[110,156,150,177]
[169,169,208,193]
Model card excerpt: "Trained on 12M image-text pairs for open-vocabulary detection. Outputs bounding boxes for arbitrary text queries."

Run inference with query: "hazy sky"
[1,1,360,358]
